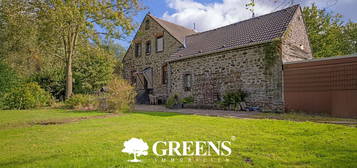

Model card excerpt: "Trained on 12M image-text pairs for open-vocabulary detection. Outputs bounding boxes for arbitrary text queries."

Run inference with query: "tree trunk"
[64,28,78,100]
[65,51,73,99]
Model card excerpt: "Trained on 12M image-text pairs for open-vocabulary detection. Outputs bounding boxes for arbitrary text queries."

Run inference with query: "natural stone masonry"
[122,14,194,97]
[168,45,284,111]
[281,8,312,62]
[123,5,313,112]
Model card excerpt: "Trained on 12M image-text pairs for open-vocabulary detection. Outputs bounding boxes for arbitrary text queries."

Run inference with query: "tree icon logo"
[122,138,149,162]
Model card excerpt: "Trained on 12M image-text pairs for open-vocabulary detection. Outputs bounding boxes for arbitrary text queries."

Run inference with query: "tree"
[122,138,149,162]
[73,45,117,94]
[35,0,142,99]
[101,39,127,61]
[344,22,357,54]
[0,0,43,77]
[302,4,353,58]
[0,62,22,97]
[100,40,127,76]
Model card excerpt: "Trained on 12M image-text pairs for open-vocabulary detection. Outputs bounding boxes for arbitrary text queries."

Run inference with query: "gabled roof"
[149,14,196,44]
[168,5,300,62]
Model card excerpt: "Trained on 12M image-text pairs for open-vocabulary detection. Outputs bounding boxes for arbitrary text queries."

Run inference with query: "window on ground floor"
[162,64,168,84]
[183,73,192,91]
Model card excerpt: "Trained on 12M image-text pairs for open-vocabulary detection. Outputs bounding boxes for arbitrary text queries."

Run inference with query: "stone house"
[123,5,312,111]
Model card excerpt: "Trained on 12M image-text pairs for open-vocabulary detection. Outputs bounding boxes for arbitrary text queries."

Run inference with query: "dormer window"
[135,43,141,57]
[146,40,151,55]
[145,19,150,30]
[156,35,164,52]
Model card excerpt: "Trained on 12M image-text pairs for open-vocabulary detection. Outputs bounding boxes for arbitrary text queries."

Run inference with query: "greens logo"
[122,138,149,162]
[122,138,232,163]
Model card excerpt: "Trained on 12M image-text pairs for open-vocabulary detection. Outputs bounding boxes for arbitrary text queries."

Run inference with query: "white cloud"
[159,0,356,32]
[162,0,276,32]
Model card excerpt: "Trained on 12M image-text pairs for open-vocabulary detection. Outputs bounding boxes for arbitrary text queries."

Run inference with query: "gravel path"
[134,105,261,118]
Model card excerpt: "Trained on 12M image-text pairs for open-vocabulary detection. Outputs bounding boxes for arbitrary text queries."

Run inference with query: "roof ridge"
[185,4,299,38]
[149,14,196,32]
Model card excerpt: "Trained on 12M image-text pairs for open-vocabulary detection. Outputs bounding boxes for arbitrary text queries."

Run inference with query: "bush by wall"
[2,82,53,109]
[182,96,194,104]
[220,90,247,110]
[166,94,182,109]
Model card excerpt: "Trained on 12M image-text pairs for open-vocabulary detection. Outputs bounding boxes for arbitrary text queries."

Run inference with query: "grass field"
[0,109,356,168]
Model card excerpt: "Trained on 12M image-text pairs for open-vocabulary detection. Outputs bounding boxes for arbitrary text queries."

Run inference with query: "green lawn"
[0,109,356,168]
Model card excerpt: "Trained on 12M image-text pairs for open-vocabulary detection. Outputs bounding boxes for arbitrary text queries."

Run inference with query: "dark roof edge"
[150,14,195,33]
[167,39,275,63]
[185,4,300,39]
[149,14,194,45]
[123,13,192,61]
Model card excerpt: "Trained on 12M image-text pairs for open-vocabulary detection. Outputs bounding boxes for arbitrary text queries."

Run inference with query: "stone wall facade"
[123,7,312,111]
[122,15,183,97]
[167,8,312,112]
[281,8,313,62]
[168,44,284,111]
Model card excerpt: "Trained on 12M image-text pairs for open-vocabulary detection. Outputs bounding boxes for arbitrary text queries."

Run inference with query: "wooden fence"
[283,55,357,118]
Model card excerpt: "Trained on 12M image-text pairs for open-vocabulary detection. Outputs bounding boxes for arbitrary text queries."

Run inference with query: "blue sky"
[118,0,357,48]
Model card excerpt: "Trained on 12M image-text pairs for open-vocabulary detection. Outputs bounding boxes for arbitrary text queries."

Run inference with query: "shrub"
[182,96,194,104]
[30,69,65,100]
[3,82,53,109]
[64,94,96,110]
[0,62,22,96]
[221,90,247,110]
[166,94,182,109]
[98,77,136,113]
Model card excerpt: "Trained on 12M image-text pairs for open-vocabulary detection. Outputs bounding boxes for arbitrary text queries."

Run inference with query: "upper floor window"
[183,73,192,91]
[156,35,164,52]
[135,43,141,57]
[145,19,150,30]
[162,64,168,84]
[146,40,151,55]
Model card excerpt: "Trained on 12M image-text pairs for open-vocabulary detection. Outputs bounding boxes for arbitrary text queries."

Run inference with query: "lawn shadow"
[127,111,191,117]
